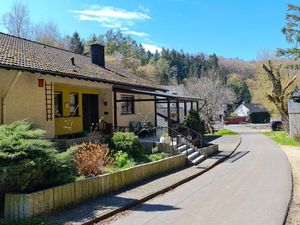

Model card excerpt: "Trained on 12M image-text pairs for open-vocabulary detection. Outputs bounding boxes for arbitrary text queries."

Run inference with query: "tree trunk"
[280,111,290,134]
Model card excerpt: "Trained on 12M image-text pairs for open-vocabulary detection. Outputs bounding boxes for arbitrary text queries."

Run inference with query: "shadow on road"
[205,135,223,142]
[133,203,180,212]
[224,151,250,163]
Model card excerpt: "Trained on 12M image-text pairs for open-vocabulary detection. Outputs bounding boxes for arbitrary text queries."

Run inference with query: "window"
[70,93,79,116]
[121,95,135,114]
[54,92,63,117]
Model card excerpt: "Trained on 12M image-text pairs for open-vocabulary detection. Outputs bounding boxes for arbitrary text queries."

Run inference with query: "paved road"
[104,125,292,225]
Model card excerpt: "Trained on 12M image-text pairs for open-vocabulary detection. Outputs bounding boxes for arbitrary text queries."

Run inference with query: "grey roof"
[160,85,194,97]
[0,32,164,91]
[244,103,269,113]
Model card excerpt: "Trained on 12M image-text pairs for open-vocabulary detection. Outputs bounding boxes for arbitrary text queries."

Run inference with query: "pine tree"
[277,4,300,58]
[69,31,84,54]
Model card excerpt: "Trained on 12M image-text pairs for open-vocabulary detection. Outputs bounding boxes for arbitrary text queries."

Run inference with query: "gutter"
[1,71,22,124]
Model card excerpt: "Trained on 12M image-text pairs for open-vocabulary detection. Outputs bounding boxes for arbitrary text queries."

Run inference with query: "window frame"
[54,91,63,118]
[69,92,79,117]
[121,95,135,115]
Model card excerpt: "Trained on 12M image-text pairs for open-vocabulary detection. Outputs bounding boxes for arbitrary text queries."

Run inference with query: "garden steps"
[187,151,200,160]
[173,136,205,165]
[192,154,206,164]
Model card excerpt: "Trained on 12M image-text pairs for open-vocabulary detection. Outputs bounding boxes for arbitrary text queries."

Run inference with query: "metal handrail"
[178,124,203,150]
[154,125,189,157]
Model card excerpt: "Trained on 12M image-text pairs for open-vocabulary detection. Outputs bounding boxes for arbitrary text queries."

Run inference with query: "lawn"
[207,129,239,137]
[264,131,300,146]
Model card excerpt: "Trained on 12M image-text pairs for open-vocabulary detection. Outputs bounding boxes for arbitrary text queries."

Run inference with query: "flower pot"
[160,136,171,144]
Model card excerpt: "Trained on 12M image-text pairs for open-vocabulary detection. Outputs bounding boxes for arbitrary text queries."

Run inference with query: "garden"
[0,121,168,221]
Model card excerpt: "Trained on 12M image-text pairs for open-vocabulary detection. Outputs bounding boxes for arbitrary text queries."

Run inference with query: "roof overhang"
[0,64,167,92]
[113,86,205,102]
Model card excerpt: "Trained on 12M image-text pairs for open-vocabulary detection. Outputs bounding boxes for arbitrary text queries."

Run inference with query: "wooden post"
[154,96,157,127]
[184,101,187,117]
[167,98,170,133]
[176,100,180,123]
[191,101,194,110]
[196,101,199,112]
[113,91,117,129]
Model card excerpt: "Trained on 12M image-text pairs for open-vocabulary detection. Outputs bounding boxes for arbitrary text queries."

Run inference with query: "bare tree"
[32,22,64,47]
[1,2,30,38]
[262,60,297,132]
[186,72,236,133]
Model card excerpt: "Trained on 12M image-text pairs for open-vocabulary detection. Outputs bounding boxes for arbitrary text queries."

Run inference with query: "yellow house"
[0,32,202,139]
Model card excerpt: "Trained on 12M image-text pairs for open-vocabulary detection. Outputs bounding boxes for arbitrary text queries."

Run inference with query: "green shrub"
[109,132,144,159]
[183,109,205,134]
[0,121,77,193]
[147,152,168,162]
[48,146,77,186]
[0,218,51,225]
[114,151,136,169]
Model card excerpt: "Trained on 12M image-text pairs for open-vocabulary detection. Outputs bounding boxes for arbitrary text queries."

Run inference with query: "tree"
[186,73,236,133]
[277,4,300,58]
[228,74,252,105]
[32,22,63,47]
[262,60,296,132]
[69,31,84,54]
[155,58,173,84]
[1,2,31,38]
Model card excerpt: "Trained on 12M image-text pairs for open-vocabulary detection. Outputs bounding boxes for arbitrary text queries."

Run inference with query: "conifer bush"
[183,109,205,134]
[0,121,77,193]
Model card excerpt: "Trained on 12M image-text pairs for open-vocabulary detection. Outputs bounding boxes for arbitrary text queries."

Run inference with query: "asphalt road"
[104,125,292,225]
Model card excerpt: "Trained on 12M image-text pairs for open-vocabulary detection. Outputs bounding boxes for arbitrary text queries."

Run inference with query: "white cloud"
[71,5,150,29]
[124,30,149,37]
[142,43,162,53]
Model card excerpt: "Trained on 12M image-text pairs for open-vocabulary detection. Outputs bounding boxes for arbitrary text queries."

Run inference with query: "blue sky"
[0,0,296,60]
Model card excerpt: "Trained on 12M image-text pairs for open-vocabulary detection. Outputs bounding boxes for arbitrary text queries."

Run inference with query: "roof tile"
[0,32,162,90]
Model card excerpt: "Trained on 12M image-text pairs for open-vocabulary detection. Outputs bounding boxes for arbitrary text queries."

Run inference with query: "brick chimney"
[90,43,105,67]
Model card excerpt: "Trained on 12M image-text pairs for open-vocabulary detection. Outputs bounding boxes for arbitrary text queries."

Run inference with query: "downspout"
[1,71,22,125]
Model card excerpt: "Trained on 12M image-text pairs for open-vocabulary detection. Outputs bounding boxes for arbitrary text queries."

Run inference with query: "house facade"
[0,33,202,138]
[0,33,162,138]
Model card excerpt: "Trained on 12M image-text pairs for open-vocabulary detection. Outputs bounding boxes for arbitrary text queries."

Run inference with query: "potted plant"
[160,133,171,144]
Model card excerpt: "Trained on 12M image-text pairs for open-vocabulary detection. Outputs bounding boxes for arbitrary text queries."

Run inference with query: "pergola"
[112,86,206,129]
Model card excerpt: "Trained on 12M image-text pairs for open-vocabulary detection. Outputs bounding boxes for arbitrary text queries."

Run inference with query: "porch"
[112,86,205,130]
[112,86,206,154]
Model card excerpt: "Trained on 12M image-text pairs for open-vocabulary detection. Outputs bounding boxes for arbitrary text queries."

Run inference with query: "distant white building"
[234,102,270,123]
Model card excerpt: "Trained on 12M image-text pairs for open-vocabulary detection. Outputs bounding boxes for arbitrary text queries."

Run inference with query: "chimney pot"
[71,57,75,66]
[90,43,105,67]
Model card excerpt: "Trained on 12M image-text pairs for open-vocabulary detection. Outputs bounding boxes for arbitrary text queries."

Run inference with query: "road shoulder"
[280,145,300,225]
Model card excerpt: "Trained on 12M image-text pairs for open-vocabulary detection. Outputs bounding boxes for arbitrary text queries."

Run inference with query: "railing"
[178,124,203,148]
[113,123,205,158]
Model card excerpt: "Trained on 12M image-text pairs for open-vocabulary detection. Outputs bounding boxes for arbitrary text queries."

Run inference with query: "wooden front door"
[82,94,99,131]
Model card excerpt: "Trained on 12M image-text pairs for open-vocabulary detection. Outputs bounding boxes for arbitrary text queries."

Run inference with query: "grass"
[213,129,239,136]
[206,129,239,137]
[264,131,300,146]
